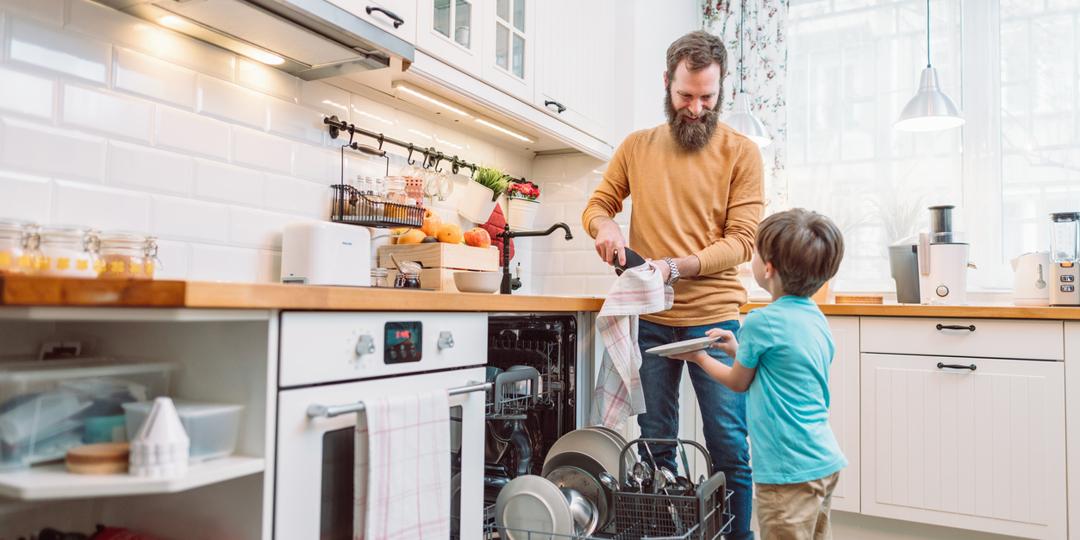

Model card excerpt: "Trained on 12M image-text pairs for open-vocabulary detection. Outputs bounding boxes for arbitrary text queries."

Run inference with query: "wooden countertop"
[742,301,1080,320]
[0,276,605,312]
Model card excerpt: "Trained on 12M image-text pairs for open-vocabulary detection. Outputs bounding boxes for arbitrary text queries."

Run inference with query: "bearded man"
[582,30,764,539]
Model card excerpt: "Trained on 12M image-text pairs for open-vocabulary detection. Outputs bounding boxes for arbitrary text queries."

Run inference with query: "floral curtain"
[703,0,789,211]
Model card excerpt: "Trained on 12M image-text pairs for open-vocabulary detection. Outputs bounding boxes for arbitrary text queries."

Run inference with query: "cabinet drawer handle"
[936,323,975,332]
[366,6,404,28]
[544,100,566,114]
[937,362,977,371]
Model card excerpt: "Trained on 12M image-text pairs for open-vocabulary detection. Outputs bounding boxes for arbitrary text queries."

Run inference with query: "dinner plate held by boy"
[645,335,722,358]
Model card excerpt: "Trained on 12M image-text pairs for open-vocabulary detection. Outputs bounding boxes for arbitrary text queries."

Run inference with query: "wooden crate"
[387,268,458,292]
[377,243,499,272]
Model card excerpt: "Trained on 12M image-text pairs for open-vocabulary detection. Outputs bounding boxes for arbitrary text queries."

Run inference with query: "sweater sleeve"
[693,140,765,275]
[581,133,636,237]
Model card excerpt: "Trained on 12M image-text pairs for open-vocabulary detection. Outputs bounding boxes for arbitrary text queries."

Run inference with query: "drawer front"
[860,317,1063,360]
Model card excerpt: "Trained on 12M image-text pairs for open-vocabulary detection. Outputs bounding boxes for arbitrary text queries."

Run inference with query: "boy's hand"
[706,328,738,358]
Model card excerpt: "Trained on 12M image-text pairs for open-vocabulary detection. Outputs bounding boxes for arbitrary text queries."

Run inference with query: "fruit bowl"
[453,271,501,293]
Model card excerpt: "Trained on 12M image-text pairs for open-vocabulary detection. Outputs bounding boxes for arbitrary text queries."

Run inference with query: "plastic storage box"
[0,358,175,470]
[123,400,243,462]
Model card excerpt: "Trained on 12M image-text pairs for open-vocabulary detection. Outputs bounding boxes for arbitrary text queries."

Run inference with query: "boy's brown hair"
[756,208,844,297]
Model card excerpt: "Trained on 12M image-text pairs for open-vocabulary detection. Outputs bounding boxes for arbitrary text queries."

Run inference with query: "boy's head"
[752,208,845,297]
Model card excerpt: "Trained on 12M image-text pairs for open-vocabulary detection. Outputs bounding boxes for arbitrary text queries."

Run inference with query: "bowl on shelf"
[453,271,501,293]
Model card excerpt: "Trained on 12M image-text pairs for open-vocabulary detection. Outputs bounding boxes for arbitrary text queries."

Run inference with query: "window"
[785,0,1080,293]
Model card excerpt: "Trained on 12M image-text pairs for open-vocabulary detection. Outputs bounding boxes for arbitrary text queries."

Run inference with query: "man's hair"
[665,31,727,96]
[756,209,845,297]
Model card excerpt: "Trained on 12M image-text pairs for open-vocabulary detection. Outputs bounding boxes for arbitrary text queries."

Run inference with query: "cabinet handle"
[937,362,977,371]
[544,100,566,114]
[366,6,404,28]
[936,323,975,332]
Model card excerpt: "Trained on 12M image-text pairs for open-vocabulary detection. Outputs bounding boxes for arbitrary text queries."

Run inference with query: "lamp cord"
[926,0,932,68]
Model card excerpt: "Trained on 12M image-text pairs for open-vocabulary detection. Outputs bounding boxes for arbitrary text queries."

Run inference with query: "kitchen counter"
[743,301,1080,320]
[0,276,605,312]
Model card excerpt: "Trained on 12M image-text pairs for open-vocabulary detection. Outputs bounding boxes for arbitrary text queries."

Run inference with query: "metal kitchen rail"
[306,381,491,418]
[323,115,530,183]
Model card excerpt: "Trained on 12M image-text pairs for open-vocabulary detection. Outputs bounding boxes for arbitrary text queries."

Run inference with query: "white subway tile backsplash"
[66,0,236,81]
[150,195,229,243]
[52,180,149,232]
[300,81,350,122]
[2,0,63,26]
[0,66,54,118]
[114,47,196,108]
[62,85,153,142]
[232,127,292,172]
[9,17,109,83]
[586,276,615,295]
[267,99,325,144]
[0,171,51,223]
[189,243,261,283]
[264,174,329,218]
[258,250,282,283]
[197,75,267,129]
[152,239,189,280]
[531,251,564,276]
[1,117,106,182]
[229,207,295,249]
[194,160,263,205]
[237,59,300,103]
[107,141,194,195]
[292,144,336,184]
[156,107,230,160]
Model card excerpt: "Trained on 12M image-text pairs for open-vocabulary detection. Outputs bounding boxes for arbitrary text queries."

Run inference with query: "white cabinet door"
[416,0,483,76]
[860,353,1066,539]
[533,0,615,143]
[481,0,535,101]
[826,316,860,513]
[327,0,417,45]
[1065,323,1080,540]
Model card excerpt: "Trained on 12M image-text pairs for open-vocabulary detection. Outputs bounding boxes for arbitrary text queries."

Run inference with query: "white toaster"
[281,221,371,286]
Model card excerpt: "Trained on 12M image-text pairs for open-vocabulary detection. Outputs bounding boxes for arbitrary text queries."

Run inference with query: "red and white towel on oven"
[355,390,451,540]
[590,261,673,429]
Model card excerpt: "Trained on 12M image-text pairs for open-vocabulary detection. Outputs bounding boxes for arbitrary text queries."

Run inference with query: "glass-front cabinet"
[417,0,482,75]
[482,0,534,100]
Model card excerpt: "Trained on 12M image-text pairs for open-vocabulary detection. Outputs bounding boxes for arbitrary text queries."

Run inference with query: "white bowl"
[453,271,501,293]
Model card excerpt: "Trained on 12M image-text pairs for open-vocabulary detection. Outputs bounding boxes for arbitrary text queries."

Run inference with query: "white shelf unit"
[0,456,265,500]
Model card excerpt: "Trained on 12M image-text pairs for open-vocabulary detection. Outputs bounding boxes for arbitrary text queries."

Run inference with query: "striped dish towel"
[590,261,673,429]
[355,390,451,540]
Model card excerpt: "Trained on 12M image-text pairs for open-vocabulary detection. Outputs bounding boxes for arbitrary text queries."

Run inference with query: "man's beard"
[664,91,720,151]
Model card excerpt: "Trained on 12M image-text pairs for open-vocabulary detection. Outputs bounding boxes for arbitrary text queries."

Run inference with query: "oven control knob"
[437,331,455,350]
[355,334,376,356]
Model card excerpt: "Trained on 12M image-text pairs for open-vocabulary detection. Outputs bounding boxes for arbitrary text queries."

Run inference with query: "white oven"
[274,312,488,539]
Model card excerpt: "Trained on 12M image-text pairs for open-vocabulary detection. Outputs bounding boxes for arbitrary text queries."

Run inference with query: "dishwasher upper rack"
[485,366,554,418]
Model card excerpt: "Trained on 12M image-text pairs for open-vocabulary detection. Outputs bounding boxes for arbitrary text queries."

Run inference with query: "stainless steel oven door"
[274,367,486,539]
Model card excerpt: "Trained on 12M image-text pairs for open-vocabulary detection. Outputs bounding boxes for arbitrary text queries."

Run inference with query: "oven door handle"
[306,381,492,418]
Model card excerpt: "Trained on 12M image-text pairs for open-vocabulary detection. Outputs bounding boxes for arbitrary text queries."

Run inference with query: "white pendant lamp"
[724,0,772,147]
[895,0,964,132]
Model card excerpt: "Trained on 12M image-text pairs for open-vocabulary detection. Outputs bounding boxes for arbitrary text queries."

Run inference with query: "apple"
[463,227,491,248]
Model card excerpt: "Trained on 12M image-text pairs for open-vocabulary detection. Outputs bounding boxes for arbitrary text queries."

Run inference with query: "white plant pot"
[508,198,539,231]
[457,181,498,224]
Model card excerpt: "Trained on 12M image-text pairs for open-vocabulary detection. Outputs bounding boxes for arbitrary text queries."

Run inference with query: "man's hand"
[593,217,626,266]
[705,328,738,359]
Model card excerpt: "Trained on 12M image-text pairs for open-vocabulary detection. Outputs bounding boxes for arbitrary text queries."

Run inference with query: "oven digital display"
[384,321,422,364]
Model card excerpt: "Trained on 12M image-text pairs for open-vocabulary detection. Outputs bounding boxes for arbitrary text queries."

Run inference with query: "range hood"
[94,0,414,80]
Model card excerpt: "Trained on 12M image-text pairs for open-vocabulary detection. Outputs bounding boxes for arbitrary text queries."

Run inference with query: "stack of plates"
[540,426,633,530]
[494,475,574,540]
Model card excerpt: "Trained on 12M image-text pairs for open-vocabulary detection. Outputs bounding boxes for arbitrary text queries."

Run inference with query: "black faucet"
[496,223,573,294]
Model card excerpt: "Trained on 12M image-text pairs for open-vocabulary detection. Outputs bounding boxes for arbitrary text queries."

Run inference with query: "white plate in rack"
[494,474,574,540]
[645,335,722,357]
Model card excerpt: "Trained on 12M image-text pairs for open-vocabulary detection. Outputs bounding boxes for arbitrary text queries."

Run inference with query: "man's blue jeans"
[637,318,753,540]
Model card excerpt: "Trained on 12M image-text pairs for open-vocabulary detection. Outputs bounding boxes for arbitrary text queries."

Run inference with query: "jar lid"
[39,225,91,238]
[98,230,149,244]
[371,268,389,276]
[0,219,32,235]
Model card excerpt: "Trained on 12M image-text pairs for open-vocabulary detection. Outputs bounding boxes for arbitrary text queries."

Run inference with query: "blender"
[1050,212,1080,306]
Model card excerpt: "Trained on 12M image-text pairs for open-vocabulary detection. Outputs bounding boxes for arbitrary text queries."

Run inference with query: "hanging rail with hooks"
[323,115,530,184]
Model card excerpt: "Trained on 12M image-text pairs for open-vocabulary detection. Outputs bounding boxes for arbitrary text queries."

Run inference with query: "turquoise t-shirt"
[737,295,847,484]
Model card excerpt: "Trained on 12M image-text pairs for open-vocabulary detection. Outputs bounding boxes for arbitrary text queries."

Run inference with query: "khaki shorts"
[755,472,840,540]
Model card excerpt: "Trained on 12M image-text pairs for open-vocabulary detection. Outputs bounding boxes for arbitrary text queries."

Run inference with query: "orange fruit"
[398,229,426,245]
[421,213,442,237]
[437,223,463,244]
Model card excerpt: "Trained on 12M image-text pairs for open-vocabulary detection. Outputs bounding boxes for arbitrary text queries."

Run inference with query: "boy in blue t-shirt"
[669,208,847,540]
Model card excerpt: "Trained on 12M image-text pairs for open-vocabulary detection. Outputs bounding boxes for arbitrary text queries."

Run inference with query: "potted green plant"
[458,166,510,223]
[506,181,540,231]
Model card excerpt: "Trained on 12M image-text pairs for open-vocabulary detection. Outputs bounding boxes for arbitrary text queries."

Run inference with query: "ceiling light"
[475,118,533,143]
[393,83,471,117]
[896,0,964,131]
[155,11,284,66]
[243,48,285,66]
[722,0,772,147]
